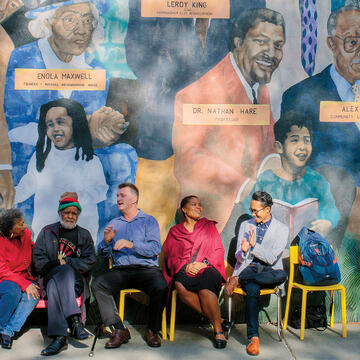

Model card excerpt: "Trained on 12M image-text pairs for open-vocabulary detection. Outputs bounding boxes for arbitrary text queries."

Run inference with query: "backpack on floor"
[288,290,328,330]
[297,227,341,286]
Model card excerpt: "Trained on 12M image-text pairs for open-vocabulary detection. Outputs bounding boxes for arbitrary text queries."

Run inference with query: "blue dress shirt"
[97,209,161,267]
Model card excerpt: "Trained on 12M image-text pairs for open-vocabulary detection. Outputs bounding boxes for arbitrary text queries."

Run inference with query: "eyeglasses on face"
[249,207,266,216]
[53,13,97,31]
[334,35,360,53]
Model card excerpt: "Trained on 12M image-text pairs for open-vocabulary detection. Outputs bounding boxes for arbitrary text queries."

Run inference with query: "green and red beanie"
[58,197,82,213]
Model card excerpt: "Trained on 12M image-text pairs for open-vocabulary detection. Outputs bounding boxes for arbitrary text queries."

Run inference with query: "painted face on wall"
[327,9,360,85]
[280,125,312,170]
[0,0,23,23]
[47,2,95,60]
[45,106,74,150]
[233,21,285,86]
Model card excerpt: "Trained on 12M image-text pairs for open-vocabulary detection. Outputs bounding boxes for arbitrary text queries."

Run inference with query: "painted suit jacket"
[173,53,275,230]
[281,65,360,186]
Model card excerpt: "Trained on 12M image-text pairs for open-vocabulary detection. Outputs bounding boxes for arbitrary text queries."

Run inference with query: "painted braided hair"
[36,98,94,172]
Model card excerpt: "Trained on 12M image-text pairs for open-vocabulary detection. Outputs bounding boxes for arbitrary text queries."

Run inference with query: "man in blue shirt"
[92,182,168,348]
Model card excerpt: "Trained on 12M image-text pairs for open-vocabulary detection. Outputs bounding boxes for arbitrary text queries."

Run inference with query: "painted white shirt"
[15,145,108,241]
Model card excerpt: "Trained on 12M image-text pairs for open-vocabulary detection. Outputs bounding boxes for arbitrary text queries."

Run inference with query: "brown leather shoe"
[105,328,131,349]
[145,329,161,347]
[225,276,239,296]
[246,336,260,356]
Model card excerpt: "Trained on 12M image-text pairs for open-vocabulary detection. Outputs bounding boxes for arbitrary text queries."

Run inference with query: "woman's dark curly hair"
[36,98,94,172]
[0,208,23,238]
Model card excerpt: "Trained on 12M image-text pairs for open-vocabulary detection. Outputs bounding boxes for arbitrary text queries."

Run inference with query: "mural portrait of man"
[173,8,285,231]
[280,4,360,248]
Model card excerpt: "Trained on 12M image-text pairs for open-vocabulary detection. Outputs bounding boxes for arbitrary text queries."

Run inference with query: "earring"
[10,233,14,238]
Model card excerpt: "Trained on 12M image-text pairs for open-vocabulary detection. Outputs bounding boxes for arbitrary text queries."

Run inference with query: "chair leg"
[283,285,293,330]
[161,307,167,340]
[227,295,233,337]
[276,291,282,341]
[300,290,308,340]
[330,290,335,328]
[169,290,177,341]
[228,296,232,323]
[340,288,347,338]
[119,291,126,321]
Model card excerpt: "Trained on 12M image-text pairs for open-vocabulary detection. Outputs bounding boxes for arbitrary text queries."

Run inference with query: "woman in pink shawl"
[163,195,228,349]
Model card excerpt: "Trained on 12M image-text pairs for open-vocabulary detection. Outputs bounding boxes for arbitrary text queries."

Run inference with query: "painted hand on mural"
[310,219,332,237]
[0,170,15,209]
[89,106,129,148]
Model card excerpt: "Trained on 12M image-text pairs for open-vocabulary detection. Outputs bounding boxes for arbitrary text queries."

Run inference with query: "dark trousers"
[46,265,81,337]
[240,267,286,339]
[91,266,168,332]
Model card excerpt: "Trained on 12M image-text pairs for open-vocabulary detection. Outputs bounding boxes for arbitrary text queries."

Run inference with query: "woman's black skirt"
[173,266,223,296]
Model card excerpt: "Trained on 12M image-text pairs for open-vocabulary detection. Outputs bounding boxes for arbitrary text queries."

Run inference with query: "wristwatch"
[203,258,210,266]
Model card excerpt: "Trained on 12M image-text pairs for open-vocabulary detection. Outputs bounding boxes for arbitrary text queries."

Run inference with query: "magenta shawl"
[163,217,226,286]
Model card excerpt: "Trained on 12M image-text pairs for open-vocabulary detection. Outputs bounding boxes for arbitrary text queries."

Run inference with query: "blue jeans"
[241,267,286,339]
[0,280,39,337]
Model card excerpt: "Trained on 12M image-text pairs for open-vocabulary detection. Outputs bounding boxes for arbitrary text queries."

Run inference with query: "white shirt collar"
[38,38,92,97]
[38,37,91,70]
[329,63,360,102]
[229,52,259,102]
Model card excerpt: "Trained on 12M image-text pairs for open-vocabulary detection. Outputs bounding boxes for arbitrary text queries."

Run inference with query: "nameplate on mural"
[141,0,229,18]
[320,101,360,122]
[14,69,106,91]
[183,104,270,125]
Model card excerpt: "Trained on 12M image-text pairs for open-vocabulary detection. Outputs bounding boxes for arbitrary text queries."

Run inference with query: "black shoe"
[41,336,68,356]
[69,316,90,340]
[1,334,12,349]
[213,331,227,349]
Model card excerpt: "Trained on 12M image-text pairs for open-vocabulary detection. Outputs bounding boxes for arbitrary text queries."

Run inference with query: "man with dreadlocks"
[33,192,96,356]
[14,98,108,241]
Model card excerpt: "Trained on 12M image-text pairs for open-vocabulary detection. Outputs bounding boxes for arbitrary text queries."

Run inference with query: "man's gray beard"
[60,219,77,230]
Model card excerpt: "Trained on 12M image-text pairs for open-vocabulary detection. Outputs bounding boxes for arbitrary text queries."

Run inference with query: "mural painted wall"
[0,0,359,321]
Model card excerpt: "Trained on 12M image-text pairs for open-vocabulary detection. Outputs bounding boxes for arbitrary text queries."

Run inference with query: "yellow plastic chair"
[169,260,231,341]
[109,258,167,340]
[119,289,167,340]
[283,245,347,340]
[228,286,282,340]
[169,289,177,341]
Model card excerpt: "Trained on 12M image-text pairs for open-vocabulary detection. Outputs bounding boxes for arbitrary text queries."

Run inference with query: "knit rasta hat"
[58,197,82,213]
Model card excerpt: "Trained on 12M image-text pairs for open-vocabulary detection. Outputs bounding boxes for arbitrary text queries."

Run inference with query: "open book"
[271,198,319,245]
